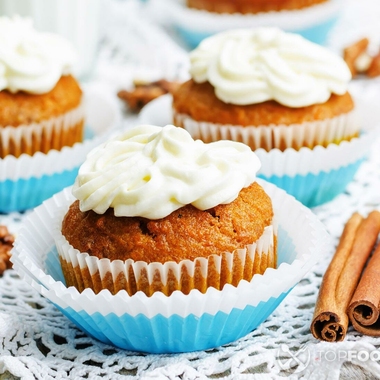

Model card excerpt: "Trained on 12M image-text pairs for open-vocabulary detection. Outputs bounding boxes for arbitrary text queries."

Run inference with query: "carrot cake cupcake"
[173,27,355,152]
[56,124,277,297]
[12,164,329,353]
[186,0,329,14]
[168,27,377,207]
[0,16,84,158]
[152,0,341,48]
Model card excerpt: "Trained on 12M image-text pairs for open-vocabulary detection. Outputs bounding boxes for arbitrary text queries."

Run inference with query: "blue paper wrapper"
[254,126,376,208]
[11,180,330,353]
[176,15,338,48]
[149,0,342,48]
[258,159,364,208]
[0,170,78,213]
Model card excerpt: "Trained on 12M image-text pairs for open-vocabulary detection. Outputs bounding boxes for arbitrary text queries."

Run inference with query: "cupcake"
[11,171,330,353]
[168,27,378,207]
[186,0,329,14]
[0,16,119,213]
[148,0,342,48]
[55,124,277,297]
[0,16,84,158]
[173,28,356,152]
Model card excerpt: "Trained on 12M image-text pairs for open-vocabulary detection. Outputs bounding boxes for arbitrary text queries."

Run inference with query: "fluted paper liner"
[0,102,85,158]
[11,180,330,352]
[173,110,359,152]
[55,215,276,297]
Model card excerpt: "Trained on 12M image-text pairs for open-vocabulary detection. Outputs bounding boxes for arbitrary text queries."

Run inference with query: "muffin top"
[64,124,271,262]
[72,124,261,219]
[62,181,273,262]
[0,16,76,95]
[189,28,352,107]
[0,75,82,126]
[187,0,329,13]
[173,80,354,127]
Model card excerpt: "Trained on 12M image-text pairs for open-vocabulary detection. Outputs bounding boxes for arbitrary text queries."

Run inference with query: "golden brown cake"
[0,75,82,127]
[0,16,85,158]
[62,182,273,262]
[56,125,277,297]
[187,0,328,14]
[172,28,356,152]
[0,75,83,157]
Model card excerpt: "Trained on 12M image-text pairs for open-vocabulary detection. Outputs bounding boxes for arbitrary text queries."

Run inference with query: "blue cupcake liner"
[292,14,338,45]
[0,169,79,213]
[0,128,96,213]
[150,0,342,48]
[176,14,338,48]
[258,158,365,208]
[11,180,330,353]
[55,291,291,353]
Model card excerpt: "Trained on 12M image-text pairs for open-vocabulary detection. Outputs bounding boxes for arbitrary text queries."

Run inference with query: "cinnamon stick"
[311,211,380,342]
[347,241,380,335]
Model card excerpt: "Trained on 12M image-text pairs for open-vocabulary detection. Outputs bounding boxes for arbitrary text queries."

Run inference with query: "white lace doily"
[2,1,380,379]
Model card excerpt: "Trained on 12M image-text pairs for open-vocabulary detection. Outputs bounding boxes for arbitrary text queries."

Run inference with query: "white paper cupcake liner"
[147,0,343,47]
[173,109,359,151]
[55,212,276,296]
[0,102,85,158]
[11,179,330,353]
[0,86,120,212]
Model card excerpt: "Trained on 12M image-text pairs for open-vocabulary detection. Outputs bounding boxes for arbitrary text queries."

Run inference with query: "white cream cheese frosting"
[73,124,261,219]
[0,16,76,94]
[190,28,352,108]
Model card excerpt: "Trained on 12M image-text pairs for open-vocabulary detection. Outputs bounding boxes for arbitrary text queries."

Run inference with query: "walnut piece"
[343,38,380,78]
[0,225,14,275]
[367,52,380,77]
[117,80,181,112]
[343,38,370,77]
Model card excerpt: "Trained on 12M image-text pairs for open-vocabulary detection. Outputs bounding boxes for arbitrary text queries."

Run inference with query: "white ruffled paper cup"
[173,109,359,151]
[11,179,330,353]
[140,88,380,208]
[55,216,276,297]
[0,86,120,213]
[147,0,343,47]
[0,102,85,158]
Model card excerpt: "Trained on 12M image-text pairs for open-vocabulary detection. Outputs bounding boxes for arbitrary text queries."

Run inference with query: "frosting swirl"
[73,125,261,219]
[190,28,352,108]
[0,16,76,94]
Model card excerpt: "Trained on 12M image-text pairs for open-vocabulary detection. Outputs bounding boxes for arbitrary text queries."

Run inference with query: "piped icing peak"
[190,28,352,108]
[73,125,261,219]
[0,16,76,94]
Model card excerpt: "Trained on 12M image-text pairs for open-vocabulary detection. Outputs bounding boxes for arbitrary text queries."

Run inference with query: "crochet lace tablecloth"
[2,1,380,379]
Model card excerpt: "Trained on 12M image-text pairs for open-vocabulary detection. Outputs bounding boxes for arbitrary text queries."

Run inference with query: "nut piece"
[0,225,14,275]
[343,38,369,77]
[367,52,380,77]
[118,80,181,112]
